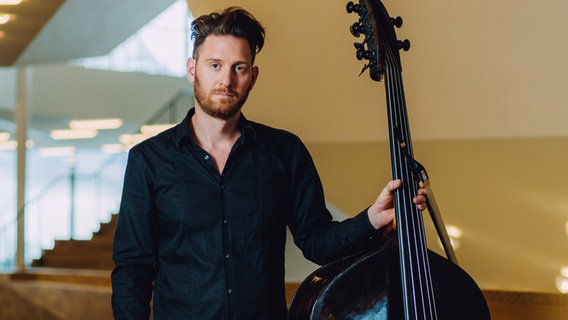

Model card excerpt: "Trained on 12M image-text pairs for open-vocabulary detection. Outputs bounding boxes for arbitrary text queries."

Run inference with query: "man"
[111,6,427,319]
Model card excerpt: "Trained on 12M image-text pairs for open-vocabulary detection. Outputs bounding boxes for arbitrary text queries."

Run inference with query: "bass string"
[391,53,437,319]
[384,56,417,317]
[384,46,438,319]
[395,56,439,320]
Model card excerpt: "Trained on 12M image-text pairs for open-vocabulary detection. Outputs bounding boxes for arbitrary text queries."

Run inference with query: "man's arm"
[286,141,380,265]
[111,149,156,320]
[287,141,427,266]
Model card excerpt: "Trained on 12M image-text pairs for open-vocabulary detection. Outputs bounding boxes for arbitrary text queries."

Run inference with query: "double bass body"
[288,239,490,319]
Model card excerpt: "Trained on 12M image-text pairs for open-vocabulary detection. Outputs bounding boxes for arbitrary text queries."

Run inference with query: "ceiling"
[2,0,568,297]
[1,0,178,65]
[0,0,64,66]
[0,0,181,148]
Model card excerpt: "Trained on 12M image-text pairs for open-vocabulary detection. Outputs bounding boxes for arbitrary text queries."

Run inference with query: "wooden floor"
[3,268,568,319]
[1,269,112,320]
[483,290,568,320]
[9,267,111,286]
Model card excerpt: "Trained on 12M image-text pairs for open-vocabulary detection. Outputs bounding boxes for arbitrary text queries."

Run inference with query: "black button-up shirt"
[111,109,378,319]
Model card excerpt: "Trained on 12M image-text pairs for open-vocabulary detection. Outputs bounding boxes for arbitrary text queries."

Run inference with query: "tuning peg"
[391,16,403,28]
[350,22,363,37]
[356,48,374,61]
[398,39,411,51]
[346,1,362,14]
[356,48,365,60]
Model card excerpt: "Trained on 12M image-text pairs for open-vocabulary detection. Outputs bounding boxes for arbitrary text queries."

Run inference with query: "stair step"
[9,268,112,286]
[33,214,118,270]
[94,215,118,235]
[53,238,114,250]
[37,253,114,270]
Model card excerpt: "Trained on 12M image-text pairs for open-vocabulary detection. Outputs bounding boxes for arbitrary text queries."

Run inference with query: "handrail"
[144,88,193,125]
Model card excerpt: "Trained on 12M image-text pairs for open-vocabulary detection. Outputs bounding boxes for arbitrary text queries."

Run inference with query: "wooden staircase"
[2,216,118,319]
[31,214,117,270]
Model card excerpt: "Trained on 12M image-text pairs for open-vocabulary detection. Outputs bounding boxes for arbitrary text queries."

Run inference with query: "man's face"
[187,35,258,120]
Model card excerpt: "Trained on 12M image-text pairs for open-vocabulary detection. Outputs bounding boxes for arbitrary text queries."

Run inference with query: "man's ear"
[186,57,196,84]
[249,65,259,91]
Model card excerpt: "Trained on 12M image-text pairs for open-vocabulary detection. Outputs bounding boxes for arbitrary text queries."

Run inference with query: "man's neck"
[189,106,242,173]
[190,106,241,147]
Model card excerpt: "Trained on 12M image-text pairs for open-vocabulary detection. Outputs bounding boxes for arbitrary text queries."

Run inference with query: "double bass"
[288,1,491,319]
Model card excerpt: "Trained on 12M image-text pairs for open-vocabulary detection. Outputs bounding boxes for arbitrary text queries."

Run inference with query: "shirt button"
[225,254,230,259]
[223,219,228,224]
[204,154,210,160]
[227,289,233,294]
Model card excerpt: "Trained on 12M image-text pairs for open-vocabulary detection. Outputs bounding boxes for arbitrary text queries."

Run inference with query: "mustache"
[212,88,239,96]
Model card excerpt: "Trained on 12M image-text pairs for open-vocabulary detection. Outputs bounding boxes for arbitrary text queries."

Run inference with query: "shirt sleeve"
[286,138,379,266]
[111,147,156,320]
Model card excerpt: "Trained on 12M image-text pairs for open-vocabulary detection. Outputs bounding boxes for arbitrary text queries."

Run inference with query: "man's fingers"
[386,179,402,192]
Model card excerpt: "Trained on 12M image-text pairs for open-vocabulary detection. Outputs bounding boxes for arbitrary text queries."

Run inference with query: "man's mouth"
[213,90,236,99]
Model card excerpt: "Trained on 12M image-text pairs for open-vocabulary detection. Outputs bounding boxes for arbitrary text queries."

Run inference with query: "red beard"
[193,74,251,120]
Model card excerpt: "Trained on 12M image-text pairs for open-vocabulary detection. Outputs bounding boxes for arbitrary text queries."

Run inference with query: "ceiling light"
[69,118,123,130]
[0,140,16,150]
[39,147,76,157]
[0,132,9,142]
[51,129,98,140]
[119,133,147,145]
[0,13,15,24]
[0,140,33,150]
[0,0,23,5]
[140,124,175,135]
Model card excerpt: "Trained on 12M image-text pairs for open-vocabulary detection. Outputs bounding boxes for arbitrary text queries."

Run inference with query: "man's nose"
[218,68,234,87]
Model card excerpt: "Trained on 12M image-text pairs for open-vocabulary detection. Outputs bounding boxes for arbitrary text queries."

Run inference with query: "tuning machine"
[350,22,368,38]
[346,1,365,15]
[346,0,368,38]
[355,44,374,61]
[391,16,403,28]
[398,39,411,51]
[391,16,410,51]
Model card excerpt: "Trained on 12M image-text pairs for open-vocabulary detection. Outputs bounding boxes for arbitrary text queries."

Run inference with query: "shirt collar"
[175,108,257,149]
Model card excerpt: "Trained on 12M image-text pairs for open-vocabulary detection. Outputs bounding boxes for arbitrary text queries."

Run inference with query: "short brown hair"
[191,7,265,63]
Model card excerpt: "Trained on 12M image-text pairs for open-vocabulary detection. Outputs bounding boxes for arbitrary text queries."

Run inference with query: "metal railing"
[0,90,193,269]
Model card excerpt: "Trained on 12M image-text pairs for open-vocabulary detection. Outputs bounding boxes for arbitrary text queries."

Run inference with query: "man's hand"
[367,179,427,230]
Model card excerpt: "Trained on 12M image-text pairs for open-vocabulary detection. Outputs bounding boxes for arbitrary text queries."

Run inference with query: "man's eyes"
[209,63,247,71]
